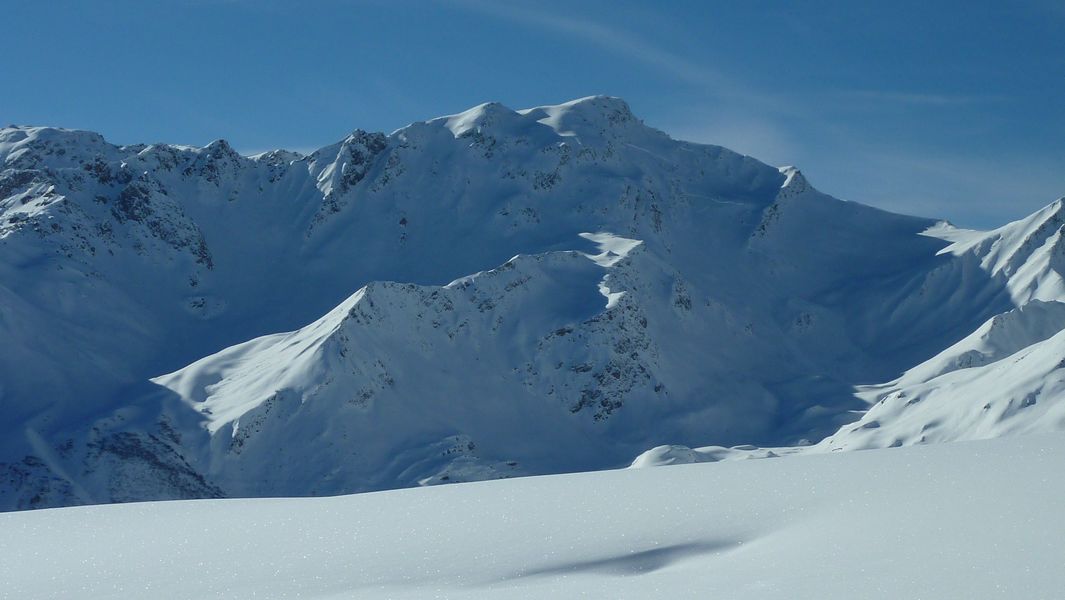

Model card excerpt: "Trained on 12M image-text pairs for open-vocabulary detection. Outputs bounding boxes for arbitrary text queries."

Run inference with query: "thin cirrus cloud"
[449,0,991,115]
[448,0,808,165]
[450,0,742,95]
[449,1,1062,227]
[449,2,977,135]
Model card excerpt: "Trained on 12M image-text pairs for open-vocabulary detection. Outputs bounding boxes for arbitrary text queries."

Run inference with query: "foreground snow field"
[2,434,1062,599]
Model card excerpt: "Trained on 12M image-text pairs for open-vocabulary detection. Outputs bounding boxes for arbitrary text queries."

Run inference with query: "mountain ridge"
[2,96,1061,510]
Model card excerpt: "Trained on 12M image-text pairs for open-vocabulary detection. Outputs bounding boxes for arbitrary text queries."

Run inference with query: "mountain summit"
[2,97,1063,510]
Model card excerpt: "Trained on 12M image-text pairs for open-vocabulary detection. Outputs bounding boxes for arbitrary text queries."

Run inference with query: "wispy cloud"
[449,1,997,118]
[449,0,750,97]
[448,0,1059,228]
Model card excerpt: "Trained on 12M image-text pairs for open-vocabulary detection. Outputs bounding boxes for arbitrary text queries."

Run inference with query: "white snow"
[578,231,643,267]
[578,231,642,307]
[924,199,1065,303]
[1,433,1061,599]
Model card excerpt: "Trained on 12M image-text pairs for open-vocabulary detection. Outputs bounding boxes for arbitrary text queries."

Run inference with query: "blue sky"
[3,0,1062,228]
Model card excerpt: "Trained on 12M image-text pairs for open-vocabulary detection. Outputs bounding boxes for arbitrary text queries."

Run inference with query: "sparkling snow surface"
[2,434,1062,599]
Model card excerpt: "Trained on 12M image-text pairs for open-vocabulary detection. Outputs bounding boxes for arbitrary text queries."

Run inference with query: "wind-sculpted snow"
[926,199,1065,303]
[811,207,1065,452]
[631,207,1065,468]
[2,434,1062,599]
[820,303,1065,450]
[1,96,1063,509]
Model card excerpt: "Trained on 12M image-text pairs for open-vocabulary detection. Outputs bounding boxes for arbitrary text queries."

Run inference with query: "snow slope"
[2,96,1064,509]
[1,433,1062,599]
[813,208,1065,451]
[821,301,1065,451]
[630,204,1065,467]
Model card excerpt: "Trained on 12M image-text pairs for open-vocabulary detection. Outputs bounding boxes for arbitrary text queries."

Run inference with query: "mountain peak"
[541,95,636,122]
[440,102,517,137]
[0,125,107,145]
[428,96,643,141]
[201,138,242,162]
[518,95,642,139]
[776,166,811,199]
[1,125,113,167]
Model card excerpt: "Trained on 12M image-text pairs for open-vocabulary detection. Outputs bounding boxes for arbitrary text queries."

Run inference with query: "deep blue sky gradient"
[3,0,1063,227]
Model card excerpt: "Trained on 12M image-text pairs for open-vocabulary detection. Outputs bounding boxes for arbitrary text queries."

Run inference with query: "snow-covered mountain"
[1,96,1062,510]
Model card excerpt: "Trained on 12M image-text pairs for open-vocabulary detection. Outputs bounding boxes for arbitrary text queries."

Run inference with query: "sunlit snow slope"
[1,433,1062,599]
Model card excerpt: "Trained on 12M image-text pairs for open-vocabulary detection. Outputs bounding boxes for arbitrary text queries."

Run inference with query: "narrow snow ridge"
[579,231,643,308]
[925,198,1065,303]
[434,96,642,140]
[519,95,639,137]
[441,102,518,137]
